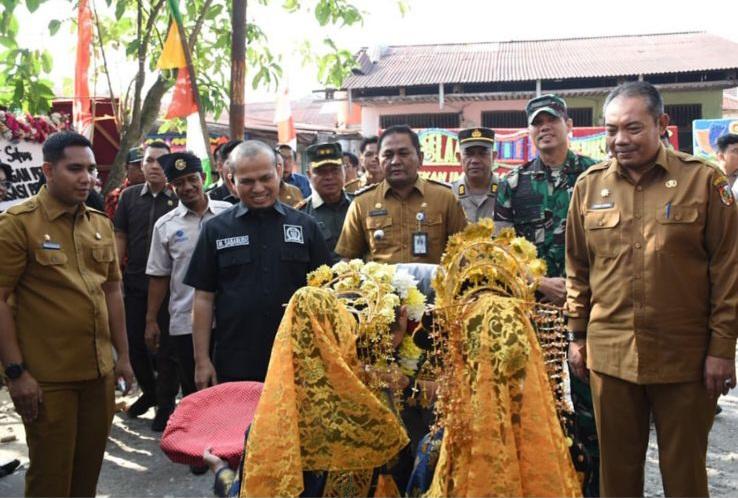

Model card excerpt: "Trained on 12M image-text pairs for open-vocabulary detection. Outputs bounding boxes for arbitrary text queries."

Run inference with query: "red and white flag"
[73,0,93,139]
[274,87,296,149]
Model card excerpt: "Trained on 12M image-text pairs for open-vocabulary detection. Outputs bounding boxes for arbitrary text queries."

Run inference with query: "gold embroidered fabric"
[240,287,409,497]
[425,220,581,497]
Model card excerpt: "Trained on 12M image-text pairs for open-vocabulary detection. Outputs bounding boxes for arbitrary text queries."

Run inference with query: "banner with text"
[692,119,738,162]
[0,139,44,212]
[416,126,678,183]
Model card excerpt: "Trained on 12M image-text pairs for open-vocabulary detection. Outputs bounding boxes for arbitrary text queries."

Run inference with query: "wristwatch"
[4,363,25,380]
[566,331,586,342]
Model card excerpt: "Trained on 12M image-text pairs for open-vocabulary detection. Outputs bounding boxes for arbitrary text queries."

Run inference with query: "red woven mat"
[160,381,263,468]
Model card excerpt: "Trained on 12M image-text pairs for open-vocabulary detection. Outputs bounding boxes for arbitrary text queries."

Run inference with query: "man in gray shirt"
[146,152,231,397]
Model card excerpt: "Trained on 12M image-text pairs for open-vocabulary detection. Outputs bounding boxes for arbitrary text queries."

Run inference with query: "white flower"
[391,269,418,299]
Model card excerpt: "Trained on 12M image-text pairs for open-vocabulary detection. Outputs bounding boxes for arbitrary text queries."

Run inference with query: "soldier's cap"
[457,127,495,150]
[306,142,343,170]
[126,147,143,165]
[158,152,203,182]
[526,94,568,125]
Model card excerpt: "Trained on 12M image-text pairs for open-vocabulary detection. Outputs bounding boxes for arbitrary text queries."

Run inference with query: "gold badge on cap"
[471,129,482,138]
[600,188,610,197]
[175,158,187,171]
[665,179,677,188]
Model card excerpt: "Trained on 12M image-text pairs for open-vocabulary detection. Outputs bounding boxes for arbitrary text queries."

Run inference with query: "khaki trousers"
[590,370,716,497]
[23,373,115,497]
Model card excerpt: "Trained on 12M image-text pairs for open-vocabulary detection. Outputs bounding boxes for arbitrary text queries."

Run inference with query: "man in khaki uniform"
[275,151,303,207]
[336,125,467,264]
[451,127,499,222]
[0,132,134,496]
[566,81,738,497]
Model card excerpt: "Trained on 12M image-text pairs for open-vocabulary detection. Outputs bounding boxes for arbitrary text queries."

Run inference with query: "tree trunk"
[103,75,171,194]
[229,0,246,139]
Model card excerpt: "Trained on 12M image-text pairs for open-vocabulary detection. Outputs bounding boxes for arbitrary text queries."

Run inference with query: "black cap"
[157,152,203,182]
[306,142,343,170]
[525,94,568,125]
[126,147,143,164]
[457,127,495,150]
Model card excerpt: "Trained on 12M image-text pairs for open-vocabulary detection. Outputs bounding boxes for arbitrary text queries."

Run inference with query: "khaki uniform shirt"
[451,173,499,222]
[335,177,467,264]
[279,181,303,207]
[0,186,121,382]
[344,176,367,194]
[565,146,738,384]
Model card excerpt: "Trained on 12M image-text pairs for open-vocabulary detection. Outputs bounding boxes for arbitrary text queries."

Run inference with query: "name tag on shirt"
[216,236,250,250]
[590,202,614,210]
[284,225,304,244]
[42,241,61,250]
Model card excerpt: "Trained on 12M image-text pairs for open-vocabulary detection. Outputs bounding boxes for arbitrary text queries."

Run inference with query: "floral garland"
[0,111,71,143]
[307,260,427,403]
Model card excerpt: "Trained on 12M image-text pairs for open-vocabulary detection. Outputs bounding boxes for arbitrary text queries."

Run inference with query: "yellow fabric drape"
[241,287,409,497]
[426,294,581,498]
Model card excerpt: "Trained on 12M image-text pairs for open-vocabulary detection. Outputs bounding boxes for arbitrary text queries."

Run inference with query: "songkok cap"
[526,94,568,125]
[306,142,343,170]
[126,147,143,165]
[158,152,203,182]
[457,127,495,150]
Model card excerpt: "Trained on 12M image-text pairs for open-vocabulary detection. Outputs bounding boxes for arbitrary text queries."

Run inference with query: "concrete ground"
[0,370,736,497]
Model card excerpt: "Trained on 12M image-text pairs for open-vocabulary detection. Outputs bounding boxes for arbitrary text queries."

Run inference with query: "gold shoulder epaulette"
[5,199,38,215]
[426,178,452,189]
[579,160,609,176]
[354,182,380,196]
[296,198,309,210]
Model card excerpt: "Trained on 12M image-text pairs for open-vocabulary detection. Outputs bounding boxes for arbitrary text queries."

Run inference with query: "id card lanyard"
[412,202,429,257]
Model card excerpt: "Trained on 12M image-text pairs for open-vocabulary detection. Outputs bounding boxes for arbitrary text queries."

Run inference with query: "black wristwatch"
[4,363,25,380]
[566,331,586,342]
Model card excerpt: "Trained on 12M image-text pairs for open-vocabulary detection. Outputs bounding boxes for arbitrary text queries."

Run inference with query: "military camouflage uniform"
[495,149,600,497]
[495,150,597,278]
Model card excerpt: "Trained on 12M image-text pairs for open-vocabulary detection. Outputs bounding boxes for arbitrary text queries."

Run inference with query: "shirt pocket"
[365,216,393,254]
[88,244,115,278]
[217,248,252,281]
[584,210,622,257]
[423,213,444,245]
[34,249,69,267]
[280,245,310,263]
[655,205,701,252]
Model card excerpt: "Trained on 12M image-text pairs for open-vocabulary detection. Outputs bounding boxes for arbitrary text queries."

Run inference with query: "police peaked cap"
[457,127,495,149]
[306,142,343,170]
[158,152,203,182]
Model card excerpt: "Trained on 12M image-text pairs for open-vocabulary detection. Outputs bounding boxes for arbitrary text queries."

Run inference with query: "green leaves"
[48,19,61,35]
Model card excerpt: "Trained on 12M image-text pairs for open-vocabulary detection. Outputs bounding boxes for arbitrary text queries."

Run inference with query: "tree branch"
[188,0,214,48]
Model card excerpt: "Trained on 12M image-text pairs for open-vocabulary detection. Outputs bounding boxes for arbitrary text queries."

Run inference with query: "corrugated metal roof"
[343,32,738,89]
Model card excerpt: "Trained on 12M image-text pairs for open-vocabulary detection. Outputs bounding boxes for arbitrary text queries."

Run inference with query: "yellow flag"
[157,20,186,69]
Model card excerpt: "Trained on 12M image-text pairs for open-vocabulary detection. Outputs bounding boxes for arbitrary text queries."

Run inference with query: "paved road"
[0,372,736,497]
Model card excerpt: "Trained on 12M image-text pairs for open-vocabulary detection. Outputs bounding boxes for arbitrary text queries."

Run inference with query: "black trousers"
[123,279,179,408]
[170,334,197,397]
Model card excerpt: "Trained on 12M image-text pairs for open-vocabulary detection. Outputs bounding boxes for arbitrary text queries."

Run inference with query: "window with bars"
[567,107,593,126]
[482,107,594,128]
[664,104,701,153]
[379,113,460,129]
[481,110,527,128]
